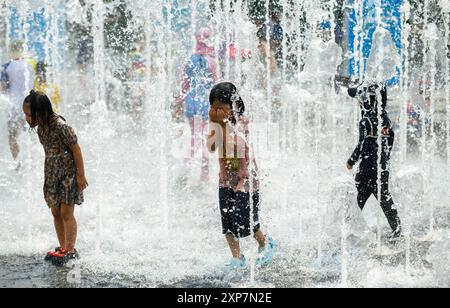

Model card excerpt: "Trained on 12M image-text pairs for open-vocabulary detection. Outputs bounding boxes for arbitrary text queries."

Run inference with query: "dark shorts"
[219,187,261,239]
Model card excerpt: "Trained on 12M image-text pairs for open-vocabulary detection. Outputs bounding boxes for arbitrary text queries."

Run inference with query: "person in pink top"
[207,82,275,271]
[177,27,218,182]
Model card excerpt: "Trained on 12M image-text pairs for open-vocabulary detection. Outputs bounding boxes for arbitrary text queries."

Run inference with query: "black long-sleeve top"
[348,115,395,176]
[347,83,394,175]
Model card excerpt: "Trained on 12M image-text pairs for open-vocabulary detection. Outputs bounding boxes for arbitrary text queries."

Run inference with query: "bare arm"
[207,129,217,153]
[234,135,250,193]
[208,107,229,154]
[0,77,8,92]
[70,143,88,192]
[179,64,190,99]
[1,65,8,93]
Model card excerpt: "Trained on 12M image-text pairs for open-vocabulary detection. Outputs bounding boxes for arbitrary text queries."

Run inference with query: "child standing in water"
[207,82,275,271]
[0,41,35,166]
[178,27,218,182]
[23,90,88,266]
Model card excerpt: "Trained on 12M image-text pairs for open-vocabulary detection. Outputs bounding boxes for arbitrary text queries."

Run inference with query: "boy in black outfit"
[347,84,402,240]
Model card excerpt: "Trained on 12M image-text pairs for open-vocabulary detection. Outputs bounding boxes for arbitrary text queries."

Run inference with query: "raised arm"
[234,134,250,193]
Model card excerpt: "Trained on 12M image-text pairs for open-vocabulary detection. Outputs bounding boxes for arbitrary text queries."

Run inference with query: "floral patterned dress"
[38,118,83,208]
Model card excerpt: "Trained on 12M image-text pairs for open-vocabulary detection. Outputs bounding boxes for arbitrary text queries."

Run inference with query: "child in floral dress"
[23,90,88,266]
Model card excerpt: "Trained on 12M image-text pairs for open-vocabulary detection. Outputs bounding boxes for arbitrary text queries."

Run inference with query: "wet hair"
[209,82,245,125]
[23,90,61,126]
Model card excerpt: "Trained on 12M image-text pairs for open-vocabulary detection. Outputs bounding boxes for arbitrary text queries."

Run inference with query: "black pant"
[356,171,401,233]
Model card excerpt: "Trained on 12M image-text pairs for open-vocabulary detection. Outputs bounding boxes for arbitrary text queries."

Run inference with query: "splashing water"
[0,0,449,288]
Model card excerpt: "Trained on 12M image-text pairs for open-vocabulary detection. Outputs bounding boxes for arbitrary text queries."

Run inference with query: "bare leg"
[188,118,197,159]
[254,229,267,250]
[226,234,241,259]
[60,203,77,253]
[51,207,65,249]
[8,132,19,160]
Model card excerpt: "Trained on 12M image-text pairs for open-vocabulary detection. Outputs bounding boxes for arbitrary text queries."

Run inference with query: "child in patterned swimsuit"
[207,82,275,271]
[22,90,88,266]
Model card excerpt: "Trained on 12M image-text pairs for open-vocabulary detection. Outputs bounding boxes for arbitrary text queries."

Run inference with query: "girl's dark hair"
[23,90,59,126]
[209,82,245,125]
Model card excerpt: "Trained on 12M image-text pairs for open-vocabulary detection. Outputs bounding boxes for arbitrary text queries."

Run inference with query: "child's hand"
[210,107,228,124]
[76,173,89,192]
[234,178,247,193]
[381,127,390,136]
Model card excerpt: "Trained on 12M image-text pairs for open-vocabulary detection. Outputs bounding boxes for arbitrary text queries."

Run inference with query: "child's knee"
[253,233,259,241]
[61,208,74,222]
[226,233,238,241]
[51,208,61,219]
